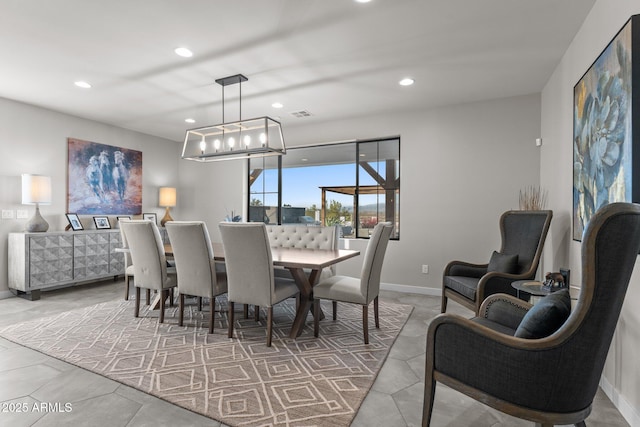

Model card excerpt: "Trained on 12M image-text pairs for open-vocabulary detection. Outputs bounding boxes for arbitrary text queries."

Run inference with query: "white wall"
[180,93,542,293]
[541,1,640,424]
[0,96,180,297]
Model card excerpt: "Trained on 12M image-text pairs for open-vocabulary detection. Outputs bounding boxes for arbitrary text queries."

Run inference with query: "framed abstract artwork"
[573,15,640,241]
[67,138,143,215]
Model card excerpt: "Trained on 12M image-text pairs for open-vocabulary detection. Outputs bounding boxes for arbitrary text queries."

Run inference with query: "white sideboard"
[9,230,127,300]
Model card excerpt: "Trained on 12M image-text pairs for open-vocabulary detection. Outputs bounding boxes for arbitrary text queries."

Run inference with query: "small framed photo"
[142,213,157,224]
[66,213,84,231]
[93,216,111,229]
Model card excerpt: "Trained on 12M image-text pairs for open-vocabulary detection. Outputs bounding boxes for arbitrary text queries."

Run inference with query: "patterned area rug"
[0,296,412,426]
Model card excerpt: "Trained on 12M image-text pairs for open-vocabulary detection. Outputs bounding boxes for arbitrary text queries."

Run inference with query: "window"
[249,137,400,239]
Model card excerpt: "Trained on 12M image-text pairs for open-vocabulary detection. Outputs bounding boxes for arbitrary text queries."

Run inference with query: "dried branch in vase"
[519,186,547,210]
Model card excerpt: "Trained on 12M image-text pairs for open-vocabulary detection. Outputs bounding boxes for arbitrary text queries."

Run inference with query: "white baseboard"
[600,374,640,426]
[380,283,440,296]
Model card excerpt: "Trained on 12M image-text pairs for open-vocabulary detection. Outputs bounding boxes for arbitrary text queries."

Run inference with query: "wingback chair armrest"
[445,260,488,278]
[479,293,532,330]
[477,272,529,299]
[427,314,577,413]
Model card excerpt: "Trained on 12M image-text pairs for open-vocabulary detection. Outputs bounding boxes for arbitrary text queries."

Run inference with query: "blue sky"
[251,162,385,209]
[282,164,356,208]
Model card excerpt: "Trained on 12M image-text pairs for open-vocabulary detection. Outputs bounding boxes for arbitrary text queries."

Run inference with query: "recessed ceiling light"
[301,158,308,162]
[174,47,193,58]
[272,102,283,109]
[355,0,372,3]
[74,81,92,89]
[399,77,415,86]
[185,118,196,124]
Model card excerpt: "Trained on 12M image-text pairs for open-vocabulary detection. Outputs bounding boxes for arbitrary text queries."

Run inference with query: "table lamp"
[159,187,176,226]
[22,174,52,232]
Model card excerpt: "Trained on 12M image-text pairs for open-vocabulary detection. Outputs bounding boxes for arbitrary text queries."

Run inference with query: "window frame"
[247,136,400,239]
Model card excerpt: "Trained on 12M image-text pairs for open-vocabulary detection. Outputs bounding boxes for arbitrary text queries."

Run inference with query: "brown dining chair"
[219,222,299,347]
[313,222,393,344]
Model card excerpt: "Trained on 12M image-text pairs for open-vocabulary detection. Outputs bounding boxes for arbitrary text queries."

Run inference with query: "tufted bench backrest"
[266,225,340,280]
[266,225,339,250]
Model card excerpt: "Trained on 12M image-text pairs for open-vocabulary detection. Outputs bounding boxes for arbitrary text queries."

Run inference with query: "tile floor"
[0,280,630,427]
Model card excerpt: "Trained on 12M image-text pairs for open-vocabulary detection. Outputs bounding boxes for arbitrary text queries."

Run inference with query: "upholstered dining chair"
[442,210,552,315]
[219,222,299,347]
[313,222,393,344]
[422,202,640,427]
[118,219,135,301]
[120,220,177,323]
[165,221,228,333]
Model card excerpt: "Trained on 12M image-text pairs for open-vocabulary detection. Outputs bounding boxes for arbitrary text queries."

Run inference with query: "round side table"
[511,280,580,305]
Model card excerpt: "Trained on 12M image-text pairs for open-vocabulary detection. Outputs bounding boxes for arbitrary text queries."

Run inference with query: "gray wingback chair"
[313,222,393,344]
[422,202,640,427]
[165,221,227,333]
[219,222,299,347]
[442,210,552,314]
[120,220,177,323]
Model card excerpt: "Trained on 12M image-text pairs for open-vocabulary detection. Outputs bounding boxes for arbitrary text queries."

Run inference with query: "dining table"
[162,242,360,339]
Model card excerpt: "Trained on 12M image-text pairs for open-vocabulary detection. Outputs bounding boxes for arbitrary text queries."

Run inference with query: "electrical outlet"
[17,210,29,219]
[2,210,14,219]
[422,264,429,274]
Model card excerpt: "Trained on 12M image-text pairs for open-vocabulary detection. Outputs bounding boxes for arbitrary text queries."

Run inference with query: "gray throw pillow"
[487,251,519,274]
[514,289,571,339]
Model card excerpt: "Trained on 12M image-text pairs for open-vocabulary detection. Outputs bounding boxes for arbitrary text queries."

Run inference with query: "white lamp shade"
[159,187,177,207]
[22,174,52,205]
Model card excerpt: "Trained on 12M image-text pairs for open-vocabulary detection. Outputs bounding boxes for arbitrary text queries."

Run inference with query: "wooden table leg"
[288,268,324,338]
[150,288,173,310]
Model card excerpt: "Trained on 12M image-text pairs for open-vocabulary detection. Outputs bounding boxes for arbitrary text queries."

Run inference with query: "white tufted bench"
[265,225,339,280]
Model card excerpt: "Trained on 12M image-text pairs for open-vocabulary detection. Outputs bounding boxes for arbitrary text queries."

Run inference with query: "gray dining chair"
[120,220,177,323]
[165,221,227,333]
[313,222,393,344]
[219,222,299,347]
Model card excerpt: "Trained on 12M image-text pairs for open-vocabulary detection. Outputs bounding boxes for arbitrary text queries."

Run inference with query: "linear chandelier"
[182,74,285,162]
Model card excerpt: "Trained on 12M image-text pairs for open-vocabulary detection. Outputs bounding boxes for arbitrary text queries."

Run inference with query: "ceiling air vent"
[289,110,313,118]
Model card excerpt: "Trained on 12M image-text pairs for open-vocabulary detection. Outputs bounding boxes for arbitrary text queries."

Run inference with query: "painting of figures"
[573,17,636,241]
[67,138,142,215]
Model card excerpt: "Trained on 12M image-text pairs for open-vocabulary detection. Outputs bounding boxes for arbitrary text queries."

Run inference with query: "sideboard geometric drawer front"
[74,233,110,280]
[9,230,126,298]
[109,232,125,274]
[28,234,74,287]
